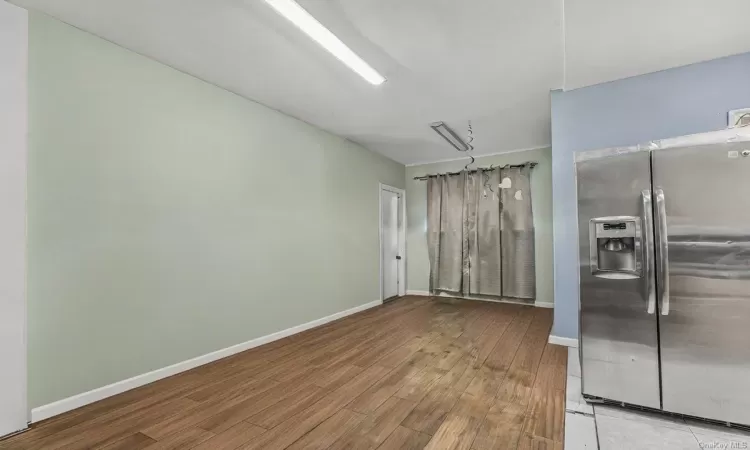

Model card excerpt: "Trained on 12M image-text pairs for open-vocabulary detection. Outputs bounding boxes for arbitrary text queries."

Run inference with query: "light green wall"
[27,13,404,408]
[405,147,553,305]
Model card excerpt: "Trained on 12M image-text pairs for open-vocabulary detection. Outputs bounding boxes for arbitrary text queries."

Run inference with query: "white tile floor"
[564,349,598,449]
[563,348,750,449]
[565,411,598,449]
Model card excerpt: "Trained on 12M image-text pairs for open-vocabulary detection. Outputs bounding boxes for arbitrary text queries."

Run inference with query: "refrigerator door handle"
[642,190,656,314]
[655,188,670,315]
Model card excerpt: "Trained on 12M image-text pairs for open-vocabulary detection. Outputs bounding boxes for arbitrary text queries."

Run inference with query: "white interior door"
[381,189,401,300]
[0,2,28,437]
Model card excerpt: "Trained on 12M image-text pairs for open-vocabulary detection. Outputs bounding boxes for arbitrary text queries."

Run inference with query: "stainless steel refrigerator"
[576,128,750,425]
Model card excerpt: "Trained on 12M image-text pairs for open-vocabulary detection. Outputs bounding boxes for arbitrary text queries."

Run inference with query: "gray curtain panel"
[425,164,535,299]
[437,173,465,292]
[426,176,442,292]
[462,171,478,296]
[500,165,536,299]
[464,168,503,296]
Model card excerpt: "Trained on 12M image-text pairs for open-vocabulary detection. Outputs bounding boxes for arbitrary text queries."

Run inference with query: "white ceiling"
[564,0,750,90]
[12,0,750,165]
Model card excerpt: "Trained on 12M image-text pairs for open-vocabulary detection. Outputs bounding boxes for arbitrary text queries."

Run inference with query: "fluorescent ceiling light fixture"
[264,0,386,85]
[430,122,470,152]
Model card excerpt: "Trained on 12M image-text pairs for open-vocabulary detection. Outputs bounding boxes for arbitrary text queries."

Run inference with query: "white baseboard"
[30,299,383,423]
[406,290,431,296]
[407,290,553,309]
[548,335,578,348]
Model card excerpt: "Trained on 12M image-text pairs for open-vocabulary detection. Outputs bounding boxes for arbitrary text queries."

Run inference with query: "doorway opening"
[379,184,406,302]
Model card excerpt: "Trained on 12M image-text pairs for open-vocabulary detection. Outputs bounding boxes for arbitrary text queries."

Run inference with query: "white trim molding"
[0,1,29,437]
[31,299,383,423]
[406,290,431,296]
[548,335,578,348]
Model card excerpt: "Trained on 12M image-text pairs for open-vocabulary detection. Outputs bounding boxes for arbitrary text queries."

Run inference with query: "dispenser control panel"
[589,216,642,278]
[595,221,637,239]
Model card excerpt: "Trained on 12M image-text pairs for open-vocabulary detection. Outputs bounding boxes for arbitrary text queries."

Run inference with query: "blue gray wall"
[551,52,750,339]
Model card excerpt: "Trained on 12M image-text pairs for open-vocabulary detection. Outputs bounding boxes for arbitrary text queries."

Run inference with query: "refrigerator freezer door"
[576,149,661,409]
[653,143,750,425]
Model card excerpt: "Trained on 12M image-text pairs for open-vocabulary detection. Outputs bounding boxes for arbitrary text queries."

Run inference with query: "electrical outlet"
[729,108,750,127]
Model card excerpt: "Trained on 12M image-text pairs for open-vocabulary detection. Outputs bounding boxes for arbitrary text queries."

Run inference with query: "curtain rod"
[412,162,537,180]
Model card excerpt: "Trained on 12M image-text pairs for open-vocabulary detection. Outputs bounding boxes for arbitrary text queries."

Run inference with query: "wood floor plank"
[464,308,535,400]
[520,340,566,446]
[310,363,364,390]
[448,307,521,396]
[141,427,215,450]
[57,397,199,450]
[510,309,553,375]
[7,374,208,449]
[328,398,418,450]
[376,426,432,450]
[285,298,428,352]
[515,434,559,450]
[495,370,536,408]
[237,365,392,450]
[484,308,535,373]
[401,387,463,436]
[537,344,567,392]
[191,421,266,450]
[426,339,466,372]
[286,409,366,450]
[330,329,411,369]
[245,385,330,430]
[464,365,506,400]
[186,375,265,403]
[351,331,422,368]
[300,324,418,376]
[434,355,471,392]
[100,432,156,450]
[454,309,495,343]
[522,362,565,444]
[487,402,527,427]
[472,421,521,450]
[349,361,422,415]
[243,300,429,382]
[196,382,320,433]
[374,335,434,369]
[141,378,278,440]
[393,367,446,404]
[538,343,567,369]
[423,393,492,450]
[472,403,526,450]
[3,297,563,450]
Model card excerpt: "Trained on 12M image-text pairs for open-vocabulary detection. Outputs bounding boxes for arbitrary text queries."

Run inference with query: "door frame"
[0,1,29,437]
[379,184,406,302]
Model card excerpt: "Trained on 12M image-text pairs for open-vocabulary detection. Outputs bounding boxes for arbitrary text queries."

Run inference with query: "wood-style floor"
[1,296,566,450]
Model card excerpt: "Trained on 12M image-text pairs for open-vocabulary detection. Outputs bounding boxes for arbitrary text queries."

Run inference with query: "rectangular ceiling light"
[430,122,470,152]
[264,0,386,85]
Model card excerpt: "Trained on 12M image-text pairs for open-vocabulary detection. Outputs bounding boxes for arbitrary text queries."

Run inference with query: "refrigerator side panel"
[653,143,750,425]
[576,149,661,409]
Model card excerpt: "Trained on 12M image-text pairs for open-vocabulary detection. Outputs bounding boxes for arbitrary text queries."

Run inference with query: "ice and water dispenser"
[589,217,642,279]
